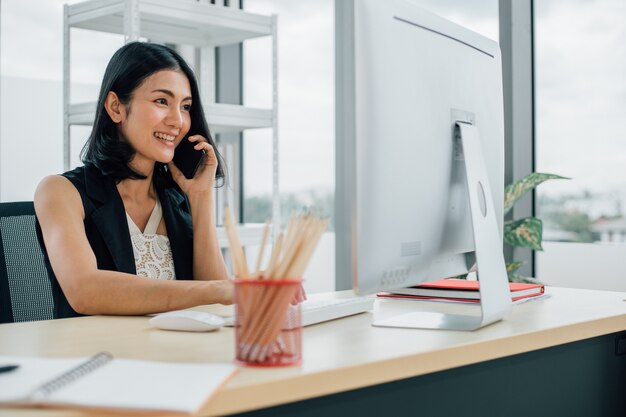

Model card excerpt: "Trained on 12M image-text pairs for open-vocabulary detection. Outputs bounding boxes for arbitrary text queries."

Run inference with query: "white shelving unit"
[63,0,279,247]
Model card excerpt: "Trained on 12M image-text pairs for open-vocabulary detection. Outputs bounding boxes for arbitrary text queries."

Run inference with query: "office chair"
[0,201,54,324]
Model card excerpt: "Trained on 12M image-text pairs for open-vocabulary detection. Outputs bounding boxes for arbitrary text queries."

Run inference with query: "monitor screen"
[336,0,510,329]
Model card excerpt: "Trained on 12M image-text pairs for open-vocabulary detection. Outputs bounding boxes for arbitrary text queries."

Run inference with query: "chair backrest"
[0,201,54,324]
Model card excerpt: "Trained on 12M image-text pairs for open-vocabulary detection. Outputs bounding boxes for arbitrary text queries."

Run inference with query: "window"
[242,0,335,292]
[534,0,626,290]
[242,0,335,224]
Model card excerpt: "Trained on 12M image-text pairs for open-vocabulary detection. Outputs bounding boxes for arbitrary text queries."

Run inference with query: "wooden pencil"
[239,232,284,347]
[244,215,308,349]
[229,212,328,362]
[224,207,250,279]
[285,219,328,278]
[223,207,243,277]
[264,232,284,279]
[244,283,297,361]
[253,219,271,278]
[273,216,312,278]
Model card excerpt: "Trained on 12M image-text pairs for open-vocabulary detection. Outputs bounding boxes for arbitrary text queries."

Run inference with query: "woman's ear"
[104,91,126,123]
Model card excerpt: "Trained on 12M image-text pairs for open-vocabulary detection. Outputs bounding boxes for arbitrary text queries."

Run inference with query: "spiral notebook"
[0,352,236,414]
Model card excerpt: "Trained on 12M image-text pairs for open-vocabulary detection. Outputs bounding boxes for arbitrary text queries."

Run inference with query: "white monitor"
[335,0,512,330]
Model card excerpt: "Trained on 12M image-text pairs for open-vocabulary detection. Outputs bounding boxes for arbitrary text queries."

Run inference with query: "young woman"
[35,42,233,318]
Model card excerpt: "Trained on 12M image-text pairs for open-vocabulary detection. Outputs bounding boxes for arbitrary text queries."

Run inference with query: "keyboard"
[223,296,375,327]
[300,296,375,326]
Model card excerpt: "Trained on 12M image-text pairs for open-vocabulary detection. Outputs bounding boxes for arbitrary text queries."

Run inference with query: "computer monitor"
[335,0,512,330]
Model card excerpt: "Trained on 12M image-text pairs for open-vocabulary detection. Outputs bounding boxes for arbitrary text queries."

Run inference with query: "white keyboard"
[224,296,374,327]
[300,296,375,326]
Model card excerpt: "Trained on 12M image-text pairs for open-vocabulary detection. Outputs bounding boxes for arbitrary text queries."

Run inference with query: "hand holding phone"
[172,135,206,179]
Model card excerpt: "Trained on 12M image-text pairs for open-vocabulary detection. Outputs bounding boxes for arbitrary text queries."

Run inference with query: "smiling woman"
[34,42,234,319]
[108,70,193,167]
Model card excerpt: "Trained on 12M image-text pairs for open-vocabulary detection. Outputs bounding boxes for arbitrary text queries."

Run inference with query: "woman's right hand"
[168,136,218,198]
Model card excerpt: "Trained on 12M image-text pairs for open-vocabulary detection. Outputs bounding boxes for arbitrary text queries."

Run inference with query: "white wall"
[536,241,626,292]
[0,77,62,201]
[0,76,98,202]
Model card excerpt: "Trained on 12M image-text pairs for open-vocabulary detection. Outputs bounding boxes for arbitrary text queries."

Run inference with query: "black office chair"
[0,201,54,324]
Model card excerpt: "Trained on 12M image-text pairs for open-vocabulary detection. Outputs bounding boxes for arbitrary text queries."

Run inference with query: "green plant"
[503,172,569,282]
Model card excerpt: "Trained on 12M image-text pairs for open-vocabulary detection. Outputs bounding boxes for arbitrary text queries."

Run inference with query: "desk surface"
[1,287,625,417]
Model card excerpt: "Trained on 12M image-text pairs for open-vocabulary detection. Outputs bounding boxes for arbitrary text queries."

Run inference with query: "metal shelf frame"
[63,0,280,247]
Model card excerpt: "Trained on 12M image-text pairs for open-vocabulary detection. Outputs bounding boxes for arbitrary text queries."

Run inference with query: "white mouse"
[149,310,225,332]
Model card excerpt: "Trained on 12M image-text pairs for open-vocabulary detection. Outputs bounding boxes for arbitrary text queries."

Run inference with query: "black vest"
[37,165,194,318]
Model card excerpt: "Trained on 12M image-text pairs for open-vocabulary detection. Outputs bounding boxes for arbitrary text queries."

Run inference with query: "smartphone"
[173,137,206,179]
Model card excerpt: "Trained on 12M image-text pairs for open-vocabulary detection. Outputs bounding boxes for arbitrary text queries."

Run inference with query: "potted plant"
[503,172,568,282]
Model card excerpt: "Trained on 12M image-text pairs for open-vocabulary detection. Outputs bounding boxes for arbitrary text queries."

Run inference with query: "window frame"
[499,0,535,277]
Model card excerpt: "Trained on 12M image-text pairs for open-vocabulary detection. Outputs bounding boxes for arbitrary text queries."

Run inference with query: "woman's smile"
[154,131,177,148]
[154,132,176,142]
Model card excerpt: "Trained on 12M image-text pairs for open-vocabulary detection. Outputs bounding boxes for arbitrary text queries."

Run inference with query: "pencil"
[229,212,328,363]
[224,207,250,279]
[253,219,271,278]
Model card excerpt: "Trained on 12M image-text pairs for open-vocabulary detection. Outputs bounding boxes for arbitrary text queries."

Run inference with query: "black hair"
[81,42,225,186]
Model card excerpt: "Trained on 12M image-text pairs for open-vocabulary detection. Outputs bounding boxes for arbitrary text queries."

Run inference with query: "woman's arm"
[168,136,230,281]
[34,175,232,315]
[187,191,230,281]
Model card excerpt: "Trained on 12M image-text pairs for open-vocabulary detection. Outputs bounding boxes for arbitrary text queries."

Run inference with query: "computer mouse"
[149,310,225,332]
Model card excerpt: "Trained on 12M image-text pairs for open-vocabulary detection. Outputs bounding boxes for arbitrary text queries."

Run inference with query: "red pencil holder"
[234,278,302,367]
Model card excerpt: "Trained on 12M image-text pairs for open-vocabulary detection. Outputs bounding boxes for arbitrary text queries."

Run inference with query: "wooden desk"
[1,287,625,417]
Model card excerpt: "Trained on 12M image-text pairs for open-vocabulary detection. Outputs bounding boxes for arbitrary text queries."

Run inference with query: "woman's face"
[119,69,192,171]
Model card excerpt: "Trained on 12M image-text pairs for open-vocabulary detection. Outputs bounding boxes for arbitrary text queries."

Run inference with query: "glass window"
[241,0,335,292]
[535,0,626,244]
[242,0,335,225]
[534,0,626,290]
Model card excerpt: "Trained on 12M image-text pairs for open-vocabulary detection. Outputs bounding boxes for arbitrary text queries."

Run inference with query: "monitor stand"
[372,122,512,331]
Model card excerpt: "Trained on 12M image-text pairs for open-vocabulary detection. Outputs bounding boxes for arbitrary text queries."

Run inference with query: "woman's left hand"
[293,284,307,305]
[168,135,218,197]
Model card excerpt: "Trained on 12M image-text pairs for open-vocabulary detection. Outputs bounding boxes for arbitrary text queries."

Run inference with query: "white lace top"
[126,200,176,280]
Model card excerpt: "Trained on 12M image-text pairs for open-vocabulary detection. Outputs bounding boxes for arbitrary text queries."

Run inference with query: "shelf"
[217,223,268,248]
[68,102,273,133]
[64,0,280,251]
[205,103,273,133]
[68,102,97,126]
[67,0,272,47]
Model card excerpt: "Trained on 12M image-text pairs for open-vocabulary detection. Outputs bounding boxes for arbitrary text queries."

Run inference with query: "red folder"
[380,279,544,302]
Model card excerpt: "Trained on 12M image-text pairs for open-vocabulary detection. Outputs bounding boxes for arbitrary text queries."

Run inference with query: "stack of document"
[378,279,546,304]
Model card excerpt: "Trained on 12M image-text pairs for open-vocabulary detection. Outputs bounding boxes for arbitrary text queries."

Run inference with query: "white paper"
[0,355,236,413]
